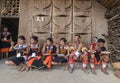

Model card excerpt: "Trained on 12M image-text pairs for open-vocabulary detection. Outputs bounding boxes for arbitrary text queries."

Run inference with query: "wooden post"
[0,18,1,33]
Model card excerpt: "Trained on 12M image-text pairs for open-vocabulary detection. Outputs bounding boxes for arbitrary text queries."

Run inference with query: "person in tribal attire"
[5,36,28,70]
[0,27,12,53]
[81,47,89,74]
[42,38,57,69]
[52,38,69,70]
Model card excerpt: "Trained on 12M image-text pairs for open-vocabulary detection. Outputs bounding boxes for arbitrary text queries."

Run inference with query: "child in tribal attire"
[68,45,77,73]
[89,53,97,74]
[100,54,109,74]
[81,47,89,74]
[97,38,110,74]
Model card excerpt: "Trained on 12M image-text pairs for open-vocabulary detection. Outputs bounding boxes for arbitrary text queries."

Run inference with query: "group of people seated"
[3,33,110,75]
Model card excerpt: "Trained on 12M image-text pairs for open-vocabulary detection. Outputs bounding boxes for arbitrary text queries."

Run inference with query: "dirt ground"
[0,59,120,83]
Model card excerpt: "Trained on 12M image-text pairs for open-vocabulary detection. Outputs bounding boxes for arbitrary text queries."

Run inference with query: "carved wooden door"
[32,0,92,45]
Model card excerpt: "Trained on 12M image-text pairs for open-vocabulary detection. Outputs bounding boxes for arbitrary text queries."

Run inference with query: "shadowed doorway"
[1,18,19,42]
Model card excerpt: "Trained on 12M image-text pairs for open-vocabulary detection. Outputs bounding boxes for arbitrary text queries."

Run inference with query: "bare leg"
[5,60,16,66]
[25,63,33,72]
[69,64,74,73]
[52,62,59,65]
[63,63,68,71]
[82,63,89,74]
[18,63,27,72]
[90,63,96,75]
[101,63,109,74]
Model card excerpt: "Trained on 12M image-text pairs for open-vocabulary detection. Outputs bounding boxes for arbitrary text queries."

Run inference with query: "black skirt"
[52,57,68,63]
[8,56,25,66]
[0,41,11,48]
[31,56,46,69]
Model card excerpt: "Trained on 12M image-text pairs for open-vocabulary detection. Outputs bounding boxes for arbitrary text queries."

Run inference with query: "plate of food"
[43,54,49,56]
[57,54,64,57]
[101,51,110,54]
[14,47,26,50]
[75,51,80,57]
[43,54,56,56]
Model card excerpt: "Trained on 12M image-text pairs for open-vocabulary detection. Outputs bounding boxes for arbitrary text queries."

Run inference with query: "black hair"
[46,38,53,43]
[4,27,8,29]
[97,38,105,43]
[31,36,38,42]
[18,35,26,40]
[75,34,81,38]
[2,27,8,31]
[60,38,67,43]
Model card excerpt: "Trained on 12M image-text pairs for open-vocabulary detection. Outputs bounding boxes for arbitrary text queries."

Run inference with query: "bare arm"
[9,42,14,51]
[42,42,47,54]
[78,43,84,52]
[21,48,29,55]
[56,47,59,54]
[90,45,93,51]
[9,42,18,51]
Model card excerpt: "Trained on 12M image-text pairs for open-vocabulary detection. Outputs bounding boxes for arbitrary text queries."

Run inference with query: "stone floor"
[0,59,120,83]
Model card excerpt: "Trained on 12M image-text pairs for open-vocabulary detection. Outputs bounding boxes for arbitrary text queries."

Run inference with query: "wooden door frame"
[0,18,1,39]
